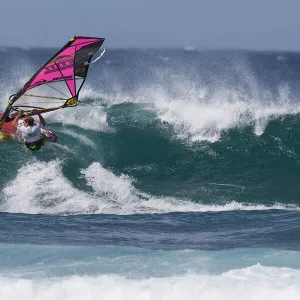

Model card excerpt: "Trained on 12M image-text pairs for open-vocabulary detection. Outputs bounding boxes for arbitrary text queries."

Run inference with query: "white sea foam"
[144,83,299,142]
[1,160,299,215]
[89,74,300,142]
[61,129,97,149]
[78,85,101,101]
[0,70,30,111]
[0,265,299,300]
[1,160,99,214]
[82,162,140,203]
[46,105,115,133]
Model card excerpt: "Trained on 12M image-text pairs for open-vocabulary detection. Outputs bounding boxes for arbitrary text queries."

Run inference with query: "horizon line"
[1,45,300,53]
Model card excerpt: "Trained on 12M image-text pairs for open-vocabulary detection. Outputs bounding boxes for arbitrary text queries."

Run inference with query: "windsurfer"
[12,111,46,151]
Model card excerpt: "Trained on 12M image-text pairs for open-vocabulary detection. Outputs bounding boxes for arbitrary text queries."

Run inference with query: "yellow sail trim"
[23,94,67,101]
[65,97,78,106]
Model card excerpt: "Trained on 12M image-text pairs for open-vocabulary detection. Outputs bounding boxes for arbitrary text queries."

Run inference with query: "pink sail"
[0,36,105,126]
[22,36,104,98]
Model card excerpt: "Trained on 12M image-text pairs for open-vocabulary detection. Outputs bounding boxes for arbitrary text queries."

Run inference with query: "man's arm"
[37,114,46,126]
[12,111,23,128]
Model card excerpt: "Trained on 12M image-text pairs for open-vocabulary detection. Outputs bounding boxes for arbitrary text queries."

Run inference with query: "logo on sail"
[45,55,74,75]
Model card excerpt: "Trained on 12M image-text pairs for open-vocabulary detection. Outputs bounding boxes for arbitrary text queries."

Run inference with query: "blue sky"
[1,0,300,50]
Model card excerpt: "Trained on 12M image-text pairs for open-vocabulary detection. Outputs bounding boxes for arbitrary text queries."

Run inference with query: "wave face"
[1,48,300,299]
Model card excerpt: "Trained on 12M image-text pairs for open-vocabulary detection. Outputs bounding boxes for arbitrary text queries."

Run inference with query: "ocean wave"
[1,160,299,215]
[2,49,300,209]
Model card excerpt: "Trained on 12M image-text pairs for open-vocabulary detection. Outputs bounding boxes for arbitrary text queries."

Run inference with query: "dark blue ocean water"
[0,47,300,299]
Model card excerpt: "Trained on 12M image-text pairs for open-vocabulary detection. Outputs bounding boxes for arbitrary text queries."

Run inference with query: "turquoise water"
[0,48,300,299]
